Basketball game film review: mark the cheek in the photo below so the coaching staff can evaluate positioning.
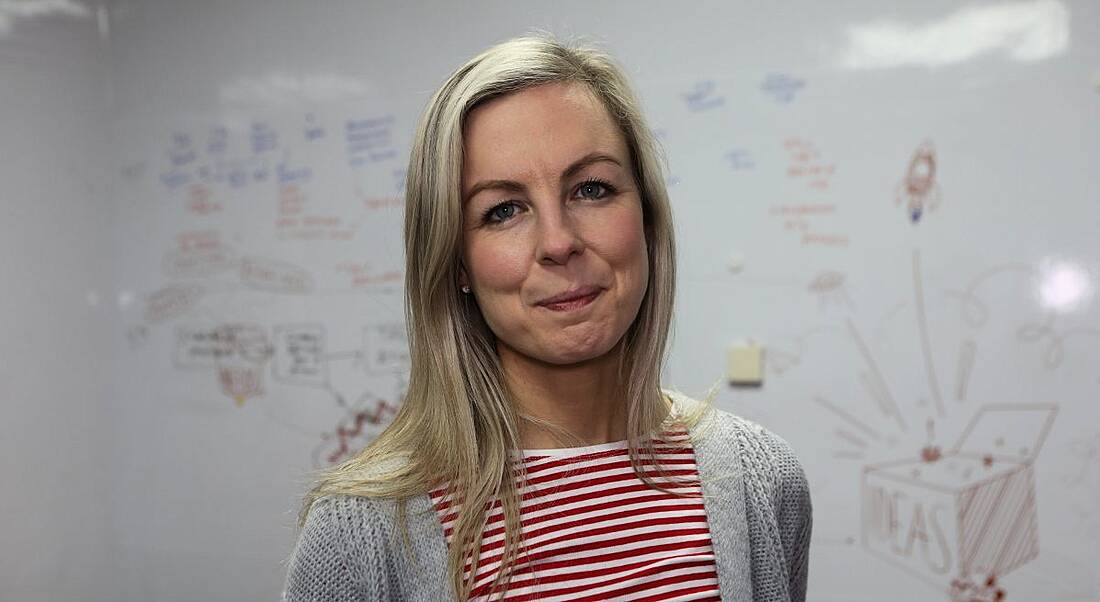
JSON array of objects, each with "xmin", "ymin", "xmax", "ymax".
[
  {"xmin": 596, "ymin": 204, "xmax": 648, "ymax": 274},
  {"xmin": 465, "ymin": 239, "xmax": 528, "ymax": 291}
]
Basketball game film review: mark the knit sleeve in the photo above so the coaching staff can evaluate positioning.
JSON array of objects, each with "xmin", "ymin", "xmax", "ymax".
[
  {"xmin": 732, "ymin": 416, "xmax": 813, "ymax": 602},
  {"xmin": 283, "ymin": 495, "xmax": 393, "ymax": 602},
  {"xmin": 769, "ymin": 432, "xmax": 812, "ymax": 602}
]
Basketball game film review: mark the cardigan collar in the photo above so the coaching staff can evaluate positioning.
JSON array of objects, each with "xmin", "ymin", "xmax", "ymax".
[{"xmin": 677, "ymin": 389, "xmax": 755, "ymax": 600}]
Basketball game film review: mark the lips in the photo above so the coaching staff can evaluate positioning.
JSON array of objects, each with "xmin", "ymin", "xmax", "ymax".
[{"xmin": 536, "ymin": 285, "xmax": 602, "ymax": 306}]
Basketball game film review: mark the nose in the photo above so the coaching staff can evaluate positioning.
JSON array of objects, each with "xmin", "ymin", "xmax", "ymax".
[{"xmin": 536, "ymin": 201, "xmax": 585, "ymax": 266}]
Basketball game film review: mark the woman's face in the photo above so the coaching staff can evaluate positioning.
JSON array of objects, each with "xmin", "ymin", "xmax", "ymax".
[{"xmin": 459, "ymin": 81, "xmax": 649, "ymax": 366}]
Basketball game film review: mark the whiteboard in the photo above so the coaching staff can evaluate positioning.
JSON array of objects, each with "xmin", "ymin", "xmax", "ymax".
[{"xmin": 89, "ymin": 0, "xmax": 1100, "ymax": 599}]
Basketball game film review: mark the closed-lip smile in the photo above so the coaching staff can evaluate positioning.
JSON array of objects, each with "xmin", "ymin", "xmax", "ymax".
[{"xmin": 537, "ymin": 285, "xmax": 602, "ymax": 306}]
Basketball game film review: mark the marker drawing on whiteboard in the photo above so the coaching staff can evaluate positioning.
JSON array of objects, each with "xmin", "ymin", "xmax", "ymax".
[
  {"xmin": 120, "ymin": 161, "xmax": 146, "ymax": 181},
  {"xmin": 303, "ymin": 113, "xmax": 325, "ymax": 141},
  {"xmin": 895, "ymin": 141, "xmax": 941, "ymax": 223},
  {"xmin": 210, "ymin": 323, "xmax": 273, "ymax": 406},
  {"xmin": 872, "ymin": 301, "xmax": 908, "ymax": 339},
  {"xmin": 921, "ymin": 419, "xmax": 942, "ymax": 463},
  {"xmin": 949, "ymin": 263, "xmax": 1035, "ymax": 328},
  {"xmin": 835, "ymin": 429, "xmax": 870, "ymax": 460},
  {"xmin": 682, "ymin": 80, "xmax": 725, "ymax": 112},
  {"xmin": 226, "ymin": 162, "xmax": 248, "ymax": 188},
  {"xmin": 949, "ymin": 574, "xmax": 1005, "ymax": 602},
  {"xmin": 160, "ymin": 169, "xmax": 191, "ymax": 190},
  {"xmin": 206, "ymin": 126, "xmax": 228, "ymax": 155},
  {"xmin": 144, "ymin": 284, "xmax": 204, "ymax": 323},
  {"xmin": 954, "ymin": 339, "xmax": 977, "ymax": 402},
  {"xmin": 278, "ymin": 181, "xmax": 304, "ymax": 217},
  {"xmin": 262, "ymin": 402, "xmax": 318, "ymax": 439},
  {"xmin": 766, "ymin": 325, "xmax": 846, "ymax": 376},
  {"xmin": 355, "ymin": 185, "xmax": 403, "ymax": 212},
  {"xmin": 861, "ymin": 404, "xmax": 1058, "ymax": 598},
  {"xmin": 186, "ymin": 182, "xmax": 221, "ymax": 215},
  {"xmin": 784, "ymin": 138, "xmax": 836, "ymax": 191},
  {"xmin": 327, "ymin": 386, "xmax": 348, "ymax": 409},
  {"xmin": 345, "ymin": 115, "xmax": 397, "ymax": 167},
  {"xmin": 813, "ymin": 394, "xmax": 883, "ymax": 442},
  {"xmin": 252, "ymin": 159, "xmax": 272, "ymax": 183},
  {"xmin": 364, "ymin": 323, "xmax": 411, "ymax": 373},
  {"xmin": 240, "ymin": 256, "xmax": 314, "ymax": 294},
  {"xmin": 272, "ymin": 324, "xmax": 329, "ymax": 388},
  {"xmin": 1062, "ymin": 432, "xmax": 1099, "ymax": 488},
  {"xmin": 250, "ymin": 121, "xmax": 278, "ymax": 155},
  {"xmin": 313, "ymin": 397, "xmax": 401, "ymax": 467},
  {"xmin": 769, "ymin": 202, "xmax": 848, "ymax": 247},
  {"xmin": 859, "ymin": 371, "xmax": 897, "ymax": 420},
  {"xmin": 175, "ymin": 325, "xmax": 231, "ymax": 370},
  {"xmin": 808, "ymin": 270, "xmax": 854, "ymax": 311},
  {"xmin": 1062, "ymin": 434, "xmax": 1100, "ymax": 541},
  {"xmin": 724, "ymin": 148, "xmax": 755, "ymax": 170},
  {"xmin": 1050, "ymin": 327, "xmax": 1100, "ymax": 369},
  {"xmin": 277, "ymin": 161, "xmax": 312, "ymax": 185},
  {"xmin": 956, "ymin": 261, "xmax": 1100, "ymax": 370},
  {"xmin": 761, "ymin": 73, "xmax": 805, "ymax": 103},
  {"xmin": 276, "ymin": 182, "xmax": 354, "ymax": 240},
  {"xmin": 336, "ymin": 262, "xmax": 403, "ymax": 288},
  {"xmin": 913, "ymin": 250, "xmax": 945, "ymax": 418},
  {"xmin": 1018, "ymin": 319, "xmax": 1100, "ymax": 370},
  {"xmin": 324, "ymin": 349, "xmax": 363, "ymax": 361},
  {"xmin": 163, "ymin": 230, "xmax": 236, "ymax": 277},
  {"xmin": 846, "ymin": 317, "xmax": 907, "ymax": 432},
  {"xmin": 168, "ymin": 131, "xmax": 196, "ymax": 167}
]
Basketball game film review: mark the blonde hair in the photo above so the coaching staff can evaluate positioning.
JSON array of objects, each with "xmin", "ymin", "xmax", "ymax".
[{"xmin": 298, "ymin": 32, "xmax": 717, "ymax": 599}]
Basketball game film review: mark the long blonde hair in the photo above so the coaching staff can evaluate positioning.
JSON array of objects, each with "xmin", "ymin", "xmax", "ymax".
[{"xmin": 298, "ymin": 32, "xmax": 717, "ymax": 599}]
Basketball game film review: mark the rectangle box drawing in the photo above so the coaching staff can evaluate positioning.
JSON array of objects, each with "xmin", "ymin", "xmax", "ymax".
[
  {"xmin": 273, "ymin": 324, "xmax": 328, "ymax": 387},
  {"xmin": 363, "ymin": 323, "xmax": 409, "ymax": 374},
  {"xmin": 860, "ymin": 403, "xmax": 1057, "ymax": 591}
]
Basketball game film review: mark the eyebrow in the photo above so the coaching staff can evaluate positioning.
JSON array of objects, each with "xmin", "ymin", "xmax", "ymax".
[{"xmin": 462, "ymin": 151, "xmax": 623, "ymax": 204}]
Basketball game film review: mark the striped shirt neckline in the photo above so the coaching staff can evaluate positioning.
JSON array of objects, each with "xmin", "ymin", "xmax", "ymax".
[{"xmin": 519, "ymin": 438, "xmax": 631, "ymax": 458}]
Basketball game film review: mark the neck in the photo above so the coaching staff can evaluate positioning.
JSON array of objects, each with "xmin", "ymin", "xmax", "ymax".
[{"xmin": 498, "ymin": 339, "xmax": 628, "ymax": 450}]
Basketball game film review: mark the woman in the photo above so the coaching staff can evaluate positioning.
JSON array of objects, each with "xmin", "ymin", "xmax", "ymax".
[{"xmin": 285, "ymin": 33, "xmax": 811, "ymax": 601}]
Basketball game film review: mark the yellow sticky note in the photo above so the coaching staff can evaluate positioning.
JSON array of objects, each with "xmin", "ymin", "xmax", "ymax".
[{"xmin": 727, "ymin": 343, "xmax": 765, "ymax": 386}]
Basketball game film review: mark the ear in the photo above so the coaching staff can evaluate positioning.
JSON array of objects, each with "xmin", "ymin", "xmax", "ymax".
[{"xmin": 457, "ymin": 260, "xmax": 469, "ymax": 288}]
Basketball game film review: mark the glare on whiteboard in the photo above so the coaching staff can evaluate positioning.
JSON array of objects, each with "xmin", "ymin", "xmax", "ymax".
[
  {"xmin": 1037, "ymin": 259, "xmax": 1093, "ymax": 312},
  {"xmin": 837, "ymin": 0, "xmax": 1069, "ymax": 70}
]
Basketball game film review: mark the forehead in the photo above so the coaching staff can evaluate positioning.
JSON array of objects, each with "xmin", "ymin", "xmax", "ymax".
[{"xmin": 461, "ymin": 81, "xmax": 628, "ymax": 186}]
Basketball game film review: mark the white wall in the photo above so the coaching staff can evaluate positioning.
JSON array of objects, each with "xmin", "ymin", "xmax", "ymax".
[{"xmin": 0, "ymin": 5, "xmax": 116, "ymax": 601}]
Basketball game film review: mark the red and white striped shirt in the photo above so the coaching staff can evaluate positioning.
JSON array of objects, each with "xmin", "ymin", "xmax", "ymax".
[{"xmin": 428, "ymin": 429, "xmax": 722, "ymax": 601}]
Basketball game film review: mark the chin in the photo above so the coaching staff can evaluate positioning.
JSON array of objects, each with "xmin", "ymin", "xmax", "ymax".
[
  {"xmin": 495, "ymin": 317, "xmax": 630, "ymax": 366},
  {"xmin": 541, "ymin": 336, "xmax": 621, "ymax": 365},
  {"xmin": 543, "ymin": 350, "xmax": 602, "ymax": 366}
]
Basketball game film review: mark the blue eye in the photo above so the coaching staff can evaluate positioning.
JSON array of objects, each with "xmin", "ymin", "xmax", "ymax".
[
  {"xmin": 481, "ymin": 201, "xmax": 520, "ymax": 224},
  {"xmin": 577, "ymin": 178, "xmax": 615, "ymax": 199}
]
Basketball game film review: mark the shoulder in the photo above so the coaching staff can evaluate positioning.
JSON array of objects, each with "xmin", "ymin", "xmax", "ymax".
[
  {"xmin": 725, "ymin": 412, "xmax": 807, "ymax": 499},
  {"xmin": 292, "ymin": 494, "xmax": 392, "ymax": 562},
  {"xmin": 284, "ymin": 495, "xmax": 395, "ymax": 600},
  {"xmin": 666, "ymin": 389, "xmax": 809, "ymax": 507},
  {"xmin": 300, "ymin": 493, "xmax": 392, "ymax": 533}
]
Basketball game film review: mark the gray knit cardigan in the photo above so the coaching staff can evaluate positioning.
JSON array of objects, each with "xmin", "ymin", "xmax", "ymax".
[{"xmin": 284, "ymin": 391, "xmax": 813, "ymax": 601}]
